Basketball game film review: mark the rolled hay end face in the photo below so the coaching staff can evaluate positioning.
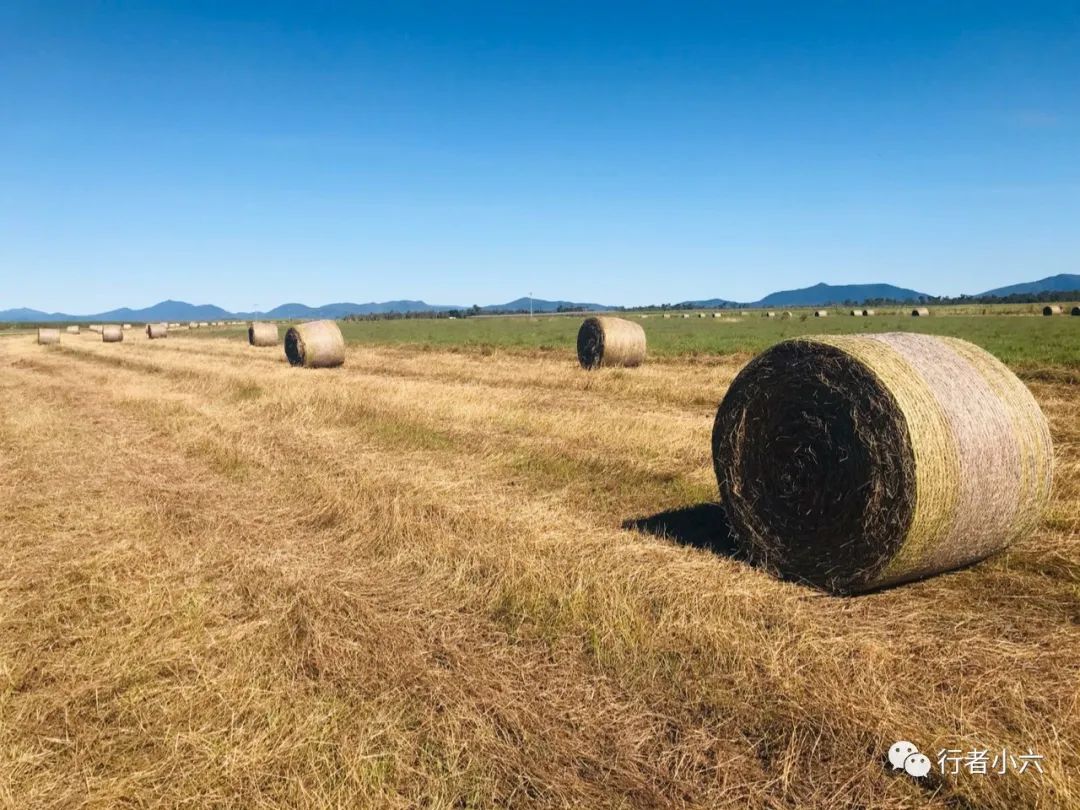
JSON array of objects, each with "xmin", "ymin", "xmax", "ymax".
[
  {"xmin": 101, "ymin": 325, "xmax": 124, "ymax": 343},
  {"xmin": 576, "ymin": 316, "xmax": 646, "ymax": 370},
  {"xmin": 37, "ymin": 328, "xmax": 61, "ymax": 345},
  {"xmin": 711, "ymin": 333, "xmax": 1053, "ymax": 594},
  {"xmin": 248, "ymin": 321, "xmax": 278, "ymax": 347},
  {"xmin": 284, "ymin": 320, "xmax": 345, "ymax": 368}
]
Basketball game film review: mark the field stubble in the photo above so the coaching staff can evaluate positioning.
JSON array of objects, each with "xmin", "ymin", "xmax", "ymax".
[{"xmin": 1, "ymin": 328, "xmax": 1078, "ymax": 808}]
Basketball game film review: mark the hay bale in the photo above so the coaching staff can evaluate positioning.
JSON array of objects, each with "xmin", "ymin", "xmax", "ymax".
[
  {"xmin": 814, "ymin": 310, "xmax": 828, "ymax": 318},
  {"xmin": 89, "ymin": 324, "xmax": 103, "ymax": 333},
  {"xmin": 740, "ymin": 312, "xmax": 750, "ymax": 317},
  {"xmin": 285, "ymin": 320, "xmax": 345, "ymax": 368},
  {"xmin": 37, "ymin": 328, "xmax": 60, "ymax": 345},
  {"xmin": 1072, "ymin": 306, "xmax": 1080, "ymax": 316},
  {"xmin": 712, "ymin": 312, "xmax": 722, "ymax": 318},
  {"xmin": 146, "ymin": 323, "xmax": 168, "ymax": 339},
  {"xmin": 66, "ymin": 325, "xmax": 80, "ymax": 335},
  {"xmin": 248, "ymin": 321, "xmax": 279, "ymax": 347},
  {"xmin": 698, "ymin": 312, "xmax": 706, "ymax": 318},
  {"xmin": 781, "ymin": 311, "xmax": 793, "ymax": 319},
  {"xmin": 122, "ymin": 323, "xmax": 132, "ymax": 330},
  {"xmin": 711, "ymin": 333, "xmax": 1053, "ymax": 594},
  {"xmin": 911, "ymin": 308, "xmax": 930, "ymax": 317},
  {"xmin": 863, "ymin": 309, "xmax": 876, "ymax": 316},
  {"xmin": 1043, "ymin": 305, "xmax": 1063, "ymax": 316},
  {"xmin": 763, "ymin": 311, "xmax": 777, "ymax": 318},
  {"xmin": 662, "ymin": 313, "xmax": 671, "ymax": 319},
  {"xmin": 850, "ymin": 309, "xmax": 863, "ymax": 317},
  {"xmin": 189, "ymin": 321, "xmax": 198, "ymax": 329},
  {"xmin": 102, "ymin": 325, "xmax": 124, "ymax": 343},
  {"xmin": 198, "ymin": 321, "xmax": 209, "ymax": 328},
  {"xmin": 577, "ymin": 316, "xmax": 647, "ymax": 370}
]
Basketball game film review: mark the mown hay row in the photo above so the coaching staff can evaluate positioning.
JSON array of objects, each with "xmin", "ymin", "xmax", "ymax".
[
  {"xmin": 285, "ymin": 320, "xmax": 345, "ymax": 368},
  {"xmin": 576, "ymin": 316, "xmax": 647, "ymax": 370},
  {"xmin": 712, "ymin": 333, "xmax": 1053, "ymax": 594}
]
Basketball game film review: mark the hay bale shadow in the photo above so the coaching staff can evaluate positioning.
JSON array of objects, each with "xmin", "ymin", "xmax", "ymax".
[{"xmin": 622, "ymin": 503, "xmax": 739, "ymax": 557}]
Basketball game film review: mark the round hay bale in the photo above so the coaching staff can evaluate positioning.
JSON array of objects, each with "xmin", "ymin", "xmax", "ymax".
[
  {"xmin": 576, "ymin": 316, "xmax": 647, "ymax": 370},
  {"xmin": 248, "ymin": 321, "xmax": 279, "ymax": 347},
  {"xmin": 189, "ymin": 321, "xmax": 198, "ymax": 329},
  {"xmin": 285, "ymin": 320, "xmax": 345, "ymax": 368},
  {"xmin": 712, "ymin": 312, "xmax": 722, "ymax": 318},
  {"xmin": 1072, "ymin": 306, "xmax": 1080, "ymax": 316},
  {"xmin": 863, "ymin": 309, "xmax": 876, "ymax": 316},
  {"xmin": 662, "ymin": 313, "xmax": 671, "ymax": 319},
  {"xmin": 66, "ymin": 325, "xmax": 80, "ymax": 335},
  {"xmin": 146, "ymin": 323, "xmax": 168, "ymax": 339},
  {"xmin": 102, "ymin": 325, "xmax": 124, "ymax": 343},
  {"xmin": 681, "ymin": 313, "xmax": 690, "ymax": 319},
  {"xmin": 1043, "ymin": 305, "xmax": 1063, "ymax": 316},
  {"xmin": 711, "ymin": 333, "xmax": 1053, "ymax": 594},
  {"xmin": 122, "ymin": 323, "xmax": 132, "ymax": 330},
  {"xmin": 37, "ymin": 328, "xmax": 60, "ymax": 345},
  {"xmin": 912, "ymin": 308, "xmax": 930, "ymax": 317},
  {"xmin": 89, "ymin": 324, "xmax": 103, "ymax": 333},
  {"xmin": 781, "ymin": 311, "xmax": 792, "ymax": 319},
  {"xmin": 850, "ymin": 309, "xmax": 863, "ymax": 317},
  {"xmin": 814, "ymin": 310, "xmax": 828, "ymax": 318},
  {"xmin": 698, "ymin": 312, "xmax": 706, "ymax": 318},
  {"xmin": 764, "ymin": 311, "xmax": 777, "ymax": 318}
]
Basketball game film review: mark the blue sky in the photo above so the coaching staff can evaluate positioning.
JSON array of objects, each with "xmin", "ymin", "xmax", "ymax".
[{"xmin": 1, "ymin": 1, "xmax": 1078, "ymax": 312}]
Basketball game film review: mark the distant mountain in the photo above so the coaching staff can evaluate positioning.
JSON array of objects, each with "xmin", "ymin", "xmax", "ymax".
[
  {"xmin": 978, "ymin": 274, "xmax": 1080, "ymax": 297},
  {"xmin": 675, "ymin": 298, "xmax": 739, "ymax": 309},
  {"xmin": 482, "ymin": 297, "xmax": 611, "ymax": 313},
  {"xmin": 755, "ymin": 282, "xmax": 929, "ymax": 307},
  {"xmin": 262, "ymin": 301, "xmax": 460, "ymax": 319}
]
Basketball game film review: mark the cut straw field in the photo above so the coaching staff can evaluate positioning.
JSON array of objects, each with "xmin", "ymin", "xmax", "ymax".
[{"xmin": 1, "ymin": 328, "xmax": 1078, "ymax": 808}]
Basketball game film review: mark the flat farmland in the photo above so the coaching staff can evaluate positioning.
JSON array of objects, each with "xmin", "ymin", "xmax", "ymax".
[{"xmin": 1, "ymin": 323, "xmax": 1078, "ymax": 808}]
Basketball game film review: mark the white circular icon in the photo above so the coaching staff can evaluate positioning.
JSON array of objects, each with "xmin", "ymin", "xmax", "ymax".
[
  {"xmin": 904, "ymin": 752, "xmax": 932, "ymax": 778},
  {"xmin": 889, "ymin": 741, "xmax": 918, "ymax": 770}
]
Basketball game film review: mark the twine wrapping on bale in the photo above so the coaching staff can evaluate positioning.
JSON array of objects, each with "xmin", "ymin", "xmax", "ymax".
[
  {"xmin": 285, "ymin": 320, "xmax": 345, "ymax": 368},
  {"xmin": 66, "ymin": 325, "xmax": 79, "ymax": 335},
  {"xmin": 146, "ymin": 323, "xmax": 168, "ymax": 339},
  {"xmin": 248, "ymin": 322, "xmax": 279, "ymax": 347},
  {"xmin": 101, "ymin": 325, "xmax": 124, "ymax": 343},
  {"xmin": 712, "ymin": 333, "xmax": 1053, "ymax": 594},
  {"xmin": 912, "ymin": 308, "xmax": 930, "ymax": 317},
  {"xmin": 37, "ymin": 328, "xmax": 60, "ymax": 345},
  {"xmin": 814, "ymin": 310, "xmax": 828, "ymax": 318},
  {"xmin": 1043, "ymin": 305, "xmax": 1063, "ymax": 316},
  {"xmin": 577, "ymin": 316, "xmax": 647, "ymax": 370}
]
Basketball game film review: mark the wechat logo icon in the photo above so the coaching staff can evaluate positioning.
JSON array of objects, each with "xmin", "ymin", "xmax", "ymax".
[{"xmin": 889, "ymin": 741, "xmax": 931, "ymax": 778}]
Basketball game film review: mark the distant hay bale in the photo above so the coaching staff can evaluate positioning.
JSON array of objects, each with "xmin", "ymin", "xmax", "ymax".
[
  {"xmin": 122, "ymin": 323, "xmax": 132, "ymax": 330},
  {"xmin": 101, "ymin": 325, "xmax": 124, "ymax": 343},
  {"xmin": 662, "ymin": 313, "xmax": 671, "ymax": 319},
  {"xmin": 146, "ymin": 323, "xmax": 168, "ymax": 339},
  {"xmin": 89, "ymin": 324, "xmax": 103, "ymax": 333},
  {"xmin": 66, "ymin": 325, "xmax": 79, "ymax": 335},
  {"xmin": 850, "ymin": 309, "xmax": 863, "ymax": 317},
  {"xmin": 912, "ymin": 308, "xmax": 930, "ymax": 317},
  {"xmin": 189, "ymin": 321, "xmax": 198, "ymax": 329},
  {"xmin": 248, "ymin": 321, "xmax": 278, "ymax": 347},
  {"xmin": 863, "ymin": 309, "xmax": 876, "ymax": 316},
  {"xmin": 198, "ymin": 321, "xmax": 209, "ymax": 328},
  {"xmin": 285, "ymin": 320, "xmax": 345, "ymax": 368},
  {"xmin": 712, "ymin": 333, "xmax": 1053, "ymax": 594},
  {"xmin": 577, "ymin": 316, "xmax": 647, "ymax": 370},
  {"xmin": 712, "ymin": 312, "xmax": 722, "ymax": 318},
  {"xmin": 814, "ymin": 310, "xmax": 828, "ymax": 318},
  {"xmin": 764, "ymin": 311, "xmax": 777, "ymax": 318},
  {"xmin": 681, "ymin": 313, "xmax": 690, "ymax": 318},
  {"xmin": 37, "ymin": 328, "xmax": 60, "ymax": 345},
  {"xmin": 740, "ymin": 312, "xmax": 750, "ymax": 317},
  {"xmin": 698, "ymin": 312, "xmax": 706, "ymax": 318},
  {"xmin": 781, "ymin": 311, "xmax": 792, "ymax": 319},
  {"xmin": 1043, "ymin": 305, "xmax": 1063, "ymax": 316},
  {"xmin": 1073, "ymin": 306, "xmax": 1080, "ymax": 316}
]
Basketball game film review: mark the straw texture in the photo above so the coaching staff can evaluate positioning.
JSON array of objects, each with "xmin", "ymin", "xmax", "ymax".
[
  {"xmin": 146, "ymin": 323, "xmax": 168, "ymax": 339},
  {"xmin": 712, "ymin": 333, "xmax": 1053, "ymax": 594},
  {"xmin": 1043, "ymin": 305, "xmax": 1063, "ymax": 316},
  {"xmin": 576, "ymin": 316, "xmax": 647, "ymax": 370},
  {"xmin": 248, "ymin": 322, "xmax": 279, "ymax": 347},
  {"xmin": 37, "ymin": 328, "xmax": 60, "ymax": 345},
  {"xmin": 285, "ymin": 320, "xmax": 346, "ymax": 368},
  {"xmin": 101, "ymin": 325, "xmax": 124, "ymax": 343}
]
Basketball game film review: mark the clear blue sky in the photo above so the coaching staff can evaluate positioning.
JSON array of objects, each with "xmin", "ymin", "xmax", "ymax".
[{"xmin": 1, "ymin": 2, "xmax": 1078, "ymax": 312}]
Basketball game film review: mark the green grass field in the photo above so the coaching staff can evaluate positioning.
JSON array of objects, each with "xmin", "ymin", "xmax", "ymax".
[{"xmin": 332, "ymin": 311, "xmax": 1080, "ymax": 367}]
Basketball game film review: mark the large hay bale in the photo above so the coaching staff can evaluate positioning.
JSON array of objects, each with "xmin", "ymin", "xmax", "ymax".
[
  {"xmin": 146, "ymin": 323, "xmax": 168, "ymax": 339},
  {"xmin": 850, "ymin": 309, "xmax": 863, "ymax": 317},
  {"xmin": 285, "ymin": 320, "xmax": 345, "ymax": 368},
  {"xmin": 248, "ymin": 321, "xmax": 278, "ymax": 347},
  {"xmin": 1072, "ymin": 306, "xmax": 1080, "ymax": 316},
  {"xmin": 912, "ymin": 307, "xmax": 930, "ymax": 317},
  {"xmin": 577, "ymin": 316, "xmax": 647, "ymax": 370},
  {"xmin": 66, "ymin": 325, "xmax": 80, "ymax": 335},
  {"xmin": 711, "ymin": 333, "xmax": 1053, "ymax": 594},
  {"xmin": 814, "ymin": 310, "xmax": 828, "ymax": 318},
  {"xmin": 1043, "ymin": 305, "xmax": 1063, "ymax": 316},
  {"xmin": 863, "ymin": 309, "xmax": 876, "ymax": 316},
  {"xmin": 102, "ymin": 325, "xmax": 124, "ymax": 343},
  {"xmin": 37, "ymin": 328, "xmax": 60, "ymax": 345}
]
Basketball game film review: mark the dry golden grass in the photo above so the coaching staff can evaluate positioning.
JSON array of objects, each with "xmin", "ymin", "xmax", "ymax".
[{"xmin": 1, "ymin": 330, "xmax": 1078, "ymax": 808}]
